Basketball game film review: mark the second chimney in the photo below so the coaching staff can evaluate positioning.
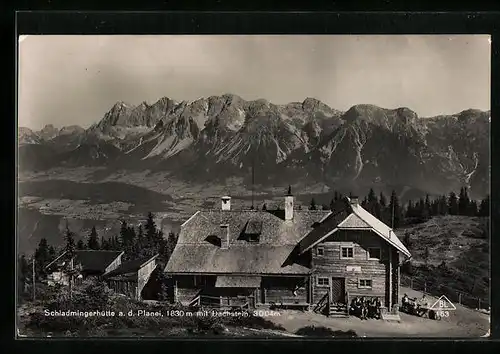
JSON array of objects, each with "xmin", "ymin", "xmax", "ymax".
[
  {"xmin": 221, "ymin": 196, "xmax": 231, "ymax": 211},
  {"xmin": 220, "ymin": 224, "xmax": 229, "ymax": 249},
  {"xmin": 349, "ymin": 196, "xmax": 359, "ymax": 205},
  {"xmin": 285, "ymin": 185, "xmax": 294, "ymax": 221}
]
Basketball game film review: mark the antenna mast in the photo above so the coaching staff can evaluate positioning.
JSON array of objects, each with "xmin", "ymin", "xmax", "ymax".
[
  {"xmin": 251, "ymin": 159, "xmax": 255, "ymax": 210},
  {"xmin": 391, "ymin": 196, "xmax": 395, "ymax": 229}
]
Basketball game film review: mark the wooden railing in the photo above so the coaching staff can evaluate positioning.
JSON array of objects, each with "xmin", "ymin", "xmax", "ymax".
[
  {"xmin": 188, "ymin": 295, "xmax": 201, "ymax": 307},
  {"xmin": 313, "ymin": 290, "xmax": 330, "ymax": 313}
]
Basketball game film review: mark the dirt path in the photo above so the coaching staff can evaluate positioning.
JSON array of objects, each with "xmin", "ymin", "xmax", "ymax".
[{"xmin": 266, "ymin": 287, "xmax": 489, "ymax": 338}]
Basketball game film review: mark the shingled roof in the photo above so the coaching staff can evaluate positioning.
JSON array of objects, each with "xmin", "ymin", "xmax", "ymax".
[
  {"xmin": 104, "ymin": 254, "xmax": 159, "ymax": 279},
  {"xmin": 165, "ymin": 209, "xmax": 331, "ymax": 275},
  {"xmin": 46, "ymin": 250, "xmax": 124, "ymax": 273},
  {"xmin": 74, "ymin": 250, "xmax": 124, "ymax": 272}
]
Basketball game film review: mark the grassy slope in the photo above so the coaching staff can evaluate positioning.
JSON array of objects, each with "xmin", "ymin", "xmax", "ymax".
[{"xmin": 398, "ymin": 215, "xmax": 489, "ymax": 301}]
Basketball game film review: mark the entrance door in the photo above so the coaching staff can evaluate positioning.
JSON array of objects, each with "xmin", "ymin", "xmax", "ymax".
[{"xmin": 330, "ymin": 277, "xmax": 345, "ymax": 304}]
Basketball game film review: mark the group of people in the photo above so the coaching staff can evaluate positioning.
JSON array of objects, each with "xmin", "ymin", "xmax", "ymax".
[
  {"xmin": 349, "ymin": 296, "xmax": 382, "ymax": 320},
  {"xmin": 401, "ymin": 293, "xmax": 429, "ymax": 317}
]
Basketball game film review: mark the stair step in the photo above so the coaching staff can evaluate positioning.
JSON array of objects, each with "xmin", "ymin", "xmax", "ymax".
[{"xmin": 328, "ymin": 313, "xmax": 349, "ymax": 318}]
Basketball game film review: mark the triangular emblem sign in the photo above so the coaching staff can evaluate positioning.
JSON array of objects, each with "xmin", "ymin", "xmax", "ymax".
[{"xmin": 429, "ymin": 295, "xmax": 457, "ymax": 311}]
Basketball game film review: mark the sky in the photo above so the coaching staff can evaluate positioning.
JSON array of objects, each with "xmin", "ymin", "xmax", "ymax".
[{"xmin": 18, "ymin": 35, "xmax": 491, "ymax": 130}]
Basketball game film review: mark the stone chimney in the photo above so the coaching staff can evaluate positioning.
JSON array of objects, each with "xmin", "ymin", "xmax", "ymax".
[
  {"xmin": 285, "ymin": 185, "xmax": 294, "ymax": 221},
  {"xmin": 220, "ymin": 224, "xmax": 229, "ymax": 249},
  {"xmin": 221, "ymin": 196, "xmax": 231, "ymax": 211},
  {"xmin": 350, "ymin": 196, "xmax": 359, "ymax": 205}
]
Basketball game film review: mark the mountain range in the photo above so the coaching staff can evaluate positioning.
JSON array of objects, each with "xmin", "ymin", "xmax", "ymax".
[{"xmin": 18, "ymin": 94, "xmax": 490, "ymax": 198}]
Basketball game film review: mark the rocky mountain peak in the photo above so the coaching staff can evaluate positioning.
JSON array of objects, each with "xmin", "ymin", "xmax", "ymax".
[{"xmin": 37, "ymin": 124, "xmax": 60, "ymax": 141}]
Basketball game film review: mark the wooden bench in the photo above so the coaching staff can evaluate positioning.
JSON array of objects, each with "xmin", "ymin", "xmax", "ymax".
[{"xmin": 381, "ymin": 305, "xmax": 401, "ymax": 322}]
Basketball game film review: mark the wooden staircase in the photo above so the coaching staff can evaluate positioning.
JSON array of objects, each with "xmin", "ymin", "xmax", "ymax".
[
  {"xmin": 327, "ymin": 302, "xmax": 349, "ymax": 318},
  {"xmin": 313, "ymin": 291, "xmax": 349, "ymax": 318}
]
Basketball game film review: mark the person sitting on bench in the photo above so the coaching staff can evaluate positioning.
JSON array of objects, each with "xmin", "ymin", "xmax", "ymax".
[
  {"xmin": 372, "ymin": 297, "xmax": 382, "ymax": 319},
  {"xmin": 350, "ymin": 297, "xmax": 362, "ymax": 317},
  {"xmin": 360, "ymin": 297, "xmax": 368, "ymax": 320},
  {"xmin": 402, "ymin": 294, "xmax": 409, "ymax": 306},
  {"xmin": 416, "ymin": 295, "xmax": 429, "ymax": 317},
  {"xmin": 366, "ymin": 298, "xmax": 376, "ymax": 319},
  {"xmin": 401, "ymin": 293, "xmax": 413, "ymax": 313}
]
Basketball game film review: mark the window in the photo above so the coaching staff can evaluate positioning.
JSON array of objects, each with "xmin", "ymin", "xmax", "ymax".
[
  {"xmin": 317, "ymin": 277, "xmax": 330, "ymax": 286},
  {"xmin": 341, "ymin": 246, "xmax": 354, "ymax": 259},
  {"xmin": 358, "ymin": 279, "xmax": 372, "ymax": 289},
  {"xmin": 248, "ymin": 233, "xmax": 260, "ymax": 243},
  {"xmin": 194, "ymin": 275, "xmax": 204, "ymax": 287},
  {"xmin": 317, "ymin": 246, "xmax": 324, "ymax": 256},
  {"xmin": 368, "ymin": 247, "xmax": 381, "ymax": 260}
]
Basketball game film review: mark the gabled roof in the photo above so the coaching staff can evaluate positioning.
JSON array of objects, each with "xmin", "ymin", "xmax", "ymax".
[
  {"xmin": 348, "ymin": 202, "xmax": 411, "ymax": 257},
  {"xmin": 296, "ymin": 199, "xmax": 351, "ymax": 254},
  {"xmin": 299, "ymin": 198, "xmax": 411, "ymax": 258},
  {"xmin": 103, "ymin": 254, "xmax": 159, "ymax": 278},
  {"xmin": 45, "ymin": 250, "xmax": 124, "ymax": 273},
  {"xmin": 165, "ymin": 209, "xmax": 331, "ymax": 275}
]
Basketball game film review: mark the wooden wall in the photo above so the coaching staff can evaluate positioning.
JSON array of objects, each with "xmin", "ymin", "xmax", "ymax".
[
  {"xmin": 260, "ymin": 276, "xmax": 308, "ymax": 305},
  {"xmin": 172, "ymin": 275, "xmax": 310, "ymax": 307},
  {"xmin": 109, "ymin": 279, "xmax": 138, "ymax": 299},
  {"xmin": 137, "ymin": 259, "xmax": 157, "ymax": 300},
  {"xmin": 392, "ymin": 248, "xmax": 400, "ymax": 307},
  {"xmin": 176, "ymin": 287, "xmax": 200, "ymax": 305},
  {"xmin": 311, "ymin": 230, "xmax": 389, "ymax": 306}
]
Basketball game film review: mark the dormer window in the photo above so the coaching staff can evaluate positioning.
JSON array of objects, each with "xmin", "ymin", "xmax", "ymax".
[{"xmin": 244, "ymin": 220, "xmax": 262, "ymax": 243}]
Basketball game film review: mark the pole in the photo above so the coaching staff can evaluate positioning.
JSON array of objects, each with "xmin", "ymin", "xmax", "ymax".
[
  {"xmin": 69, "ymin": 257, "xmax": 73, "ymax": 302},
  {"xmin": 32, "ymin": 258, "xmax": 35, "ymax": 301},
  {"xmin": 391, "ymin": 198, "xmax": 395, "ymax": 229},
  {"xmin": 251, "ymin": 159, "xmax": 255, "ymax": 210}
]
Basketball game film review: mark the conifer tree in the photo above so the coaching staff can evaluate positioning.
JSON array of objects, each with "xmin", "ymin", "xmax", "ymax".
[
  {"xmin": 424, "ymin": 194, "xmax": 431, "ymax": 218},
  {"xmin": 87, "ymin": 226, "xmax": 100, "ymax": 250},
  {"xmin": 388, "ymin": 190, "xmax": 402, "ymax": 228},
  {"xmin": 48, "ymin": 245, "xmax": 56, "ymax": 260},
  {"xmin": 458, "ymin": 187, "xmax": 470, "ymax": 216},
  {"xmin": 478, "ymin": 195, "xmax": 490, "ymax": 217},
  {"xmin": 468, "ymin": 199, "xmax": 478, "ymax": 216},
  {"xmin": 64, "ymin": 224, "xmax": 76, "ymax": 256},
  {"xmin": 76, "ymin": 239, "xmax": 86, "ymax": 250},
  {"xmin": 406, "ymin": 200, "xmax": 414, "ymax": 218},
  {"xmin": 430, "ymin": 198, "xmax": 439, "ymax": 216},
  {"xmin": 166, "ymin": 232, "xmax": 178, "ymax": 261},
  {"xmin": 417, "ymin": 198, "xmax": 425, "ymax": 218},
  {"xmin": 439, "ymin": 195, "xmax": 448, "ymax": 215},
  {"xmin": 379, "ymin": 192, "xmax": 387, "ymax": 208},
  {"xmin": 262, "ymin": 203, "xmax": 267, "ymax": 211},
  {"xmin": 309, "ymin": 198, "xmax": 317, "ymax": 210},
  {"xmin": 145, "ymin": 212, "xmax": 157, "ymax": 241},
  {"xmin": 34, "ymin": 238, "xmax": 51, "ymax": 279},
  {"xmin": 448, "ymin": 191, "xmax": 459, "ymax": 215},
  {"xmin": 100, "ymin": 237, "xmax": 110, "ymax": 250}
]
